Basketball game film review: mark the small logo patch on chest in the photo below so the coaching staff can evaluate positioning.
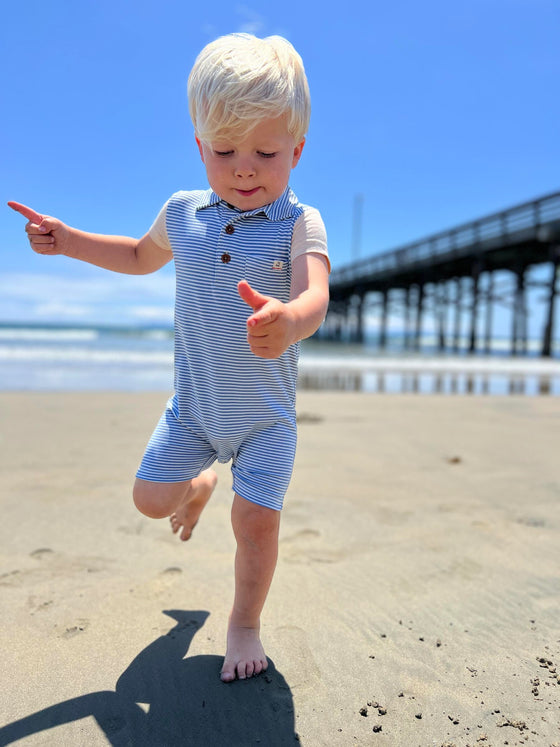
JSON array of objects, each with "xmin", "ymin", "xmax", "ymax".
[{"xmin": 272, "ymin": 260, "xmax": 284, "ymax": 271}]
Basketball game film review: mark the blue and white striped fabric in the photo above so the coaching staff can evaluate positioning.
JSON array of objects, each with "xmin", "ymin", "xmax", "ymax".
[{"xmin": 136, "ymin": 186, "xmax": 305, "ymax": 510}]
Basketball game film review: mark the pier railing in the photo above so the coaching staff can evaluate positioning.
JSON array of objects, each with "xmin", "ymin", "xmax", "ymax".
[{"xmin": 330, "ymin": 191, "xmax": 560, "ymax": 288}]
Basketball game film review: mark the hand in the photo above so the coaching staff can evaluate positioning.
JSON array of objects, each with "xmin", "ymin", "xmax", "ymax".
[
  {"xmin": 238, "ymin": 280, "xmax": 296, "ymax": 359},
  {"xmin": 8, "ymin": 201, "xmax": 70, "ymax": 256}
]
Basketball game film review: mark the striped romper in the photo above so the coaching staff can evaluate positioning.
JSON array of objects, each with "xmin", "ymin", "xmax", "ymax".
[{"xmin": 136, "ymin": 186, "xmax": 328, "ymax": 511}]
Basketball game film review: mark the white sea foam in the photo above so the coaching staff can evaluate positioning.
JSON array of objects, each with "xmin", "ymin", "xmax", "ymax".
[
  {"xmin": 0, "ymin": 345, "xmax": 172, "ymax": 365},
  {"xmin": 0, "ymin": 328, "xmax": 99, "ymax": 342},
  {"xmin": 0, "ymin": 325, "xmax": 558, "ymax": 393}
]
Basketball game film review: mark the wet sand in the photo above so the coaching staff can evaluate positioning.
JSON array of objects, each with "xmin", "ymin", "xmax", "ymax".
[{"xmin": 0, "ymin": 392, "xmax": 559, "ymax": 746}]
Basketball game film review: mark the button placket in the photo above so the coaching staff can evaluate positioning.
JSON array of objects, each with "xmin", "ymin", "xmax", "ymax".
[{"xmin": 221, "ymin": 222, "xmax": 236, "ymax": 264}]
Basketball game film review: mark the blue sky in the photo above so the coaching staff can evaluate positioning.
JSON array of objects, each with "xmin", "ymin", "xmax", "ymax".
[{"xmin": 1, "ymin": 0, "xmax": 559, "ymax": 331}]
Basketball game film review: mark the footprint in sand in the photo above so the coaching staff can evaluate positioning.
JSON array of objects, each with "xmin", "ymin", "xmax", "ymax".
[
  {"xmin": 274, "ymin": 625, "xmax": 321, "ymax": 689},
  {"xmin": 0, "ymin": 547, "xmax": 54, "ymax": 586},
  {"xmin": 0, "ymin": 570, "xmax": 23, "ymax": 587},
  {"xmin": 280, "ymin": 529, "xmax": 345, "ymax": 565},
  {"xmin": 162, "ymin": 567, "xmax": 183, "ymax": 577},
  {"xmin": 1, "ymin": 550, "xmax": 108, "ymax": 590},
  {"xmin": 148, "ymin": 567, "xmax": 184, "ymax": 594},
  {"xmin": 0, "ymin": 549, "xmax": 56, "ymax": 587},
  {"xmin": 30, "ymin": 548, "xmax": 55, "ymax": 560}
]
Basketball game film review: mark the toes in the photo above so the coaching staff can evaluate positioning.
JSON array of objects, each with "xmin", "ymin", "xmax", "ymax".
[
  {"xmin": 220, "ymin": 653, "xmax": 267, "ymax": 683},
  {"xmin": 221, "ymin": 660, "xmax": 252, "ymax": 682},
  {"xmin": 170, "ymin": 513, "xmax": 193, "ymax": 540},
  {"xmin": 220, "ymin": 668, "xmax": 235, "ymax": 683}
]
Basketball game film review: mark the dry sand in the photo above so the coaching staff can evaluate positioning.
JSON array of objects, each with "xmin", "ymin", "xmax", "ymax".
[{"xmin": 0, "ymin": 391, "xmax": 559, "ymax": 746}]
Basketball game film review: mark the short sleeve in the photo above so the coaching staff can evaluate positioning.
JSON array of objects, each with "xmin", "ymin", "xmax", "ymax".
[
  {"xmin": 148, "ymin": 201, "xmax": 172, "ymax": 252},
  {"xmin": 291, "ymin": 207, "xmax": 330, "ymax": 272}
]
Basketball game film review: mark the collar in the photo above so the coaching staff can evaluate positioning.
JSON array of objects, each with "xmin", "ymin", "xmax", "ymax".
[{"xmin": 195, "ymin": 186, "xmax": 299, "ymax": 221}]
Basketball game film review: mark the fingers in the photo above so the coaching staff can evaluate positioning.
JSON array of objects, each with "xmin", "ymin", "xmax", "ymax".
[
  {"xmin": 9, "ymin": 200, "xmax": 65, "ymax": 257},
  {"xmin": 237, "ymin": 280, "xmax": 269, "ymax": 311},
  {"xmin": 28, "ymin": 236, "xmax": 57, "ymax": 255},
  {"xmin": 238, "ymin": 280, "xmax": 289, "ymax": 357},
  {"xmin": 237, "ymin": 280, "xmax": 278, "ymax": 328},
  {"xmin": 8, "ymin": 200, "xmax": 50, "ymax": 244},
  {"xmin": 247, "ymin": 306, "xmax": 277, "ymax": 329},
  {"xmin": 7, "ymin": 201, "xmax": 44, "ymax": 225},
  {"xmin": 27, "ymin": 219, "xmax": 59, "ymax": 254},
  {"xmin": 25, "ymin": 217, "xmax": 57, "ymax": 254}
]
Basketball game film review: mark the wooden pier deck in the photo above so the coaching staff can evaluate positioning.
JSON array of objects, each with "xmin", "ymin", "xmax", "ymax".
[{"xmin": 326, "ymin": 191, "xmax": 560, "ymax": 356}]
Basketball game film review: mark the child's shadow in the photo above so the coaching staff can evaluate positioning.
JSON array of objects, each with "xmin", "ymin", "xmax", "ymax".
[{"xmin": 0, "ymin": 610, "xmax": 297, "ymax": 746}]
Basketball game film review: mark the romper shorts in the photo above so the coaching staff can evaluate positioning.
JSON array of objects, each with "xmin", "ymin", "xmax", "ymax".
[{"xmin": 136, "ymin": 397, "xmax": 297, "ymax": 511}]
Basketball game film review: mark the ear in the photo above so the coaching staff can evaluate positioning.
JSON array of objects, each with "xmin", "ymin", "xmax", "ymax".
[
  {"xmin": 195, "ymin": 135, "xmax": 205, "ymax": 163},
  {"xmin": 291, "ymin": 139, "xmax": 305, "ymax": 169}
]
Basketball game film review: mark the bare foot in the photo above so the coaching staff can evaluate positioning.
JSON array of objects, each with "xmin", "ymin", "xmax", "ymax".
[
  {"xmin": 170, "ymin": 469, "xmax": 217, "ymax": 541},
  {"xmin": 220, "ymin": 622, "xmax": 268, "ymax": 682}
]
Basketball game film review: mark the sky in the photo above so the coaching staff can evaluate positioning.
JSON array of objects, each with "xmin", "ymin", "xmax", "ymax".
[{"xmin": 1, "ymin": 0, "xmax": 559, "ymax": 332}]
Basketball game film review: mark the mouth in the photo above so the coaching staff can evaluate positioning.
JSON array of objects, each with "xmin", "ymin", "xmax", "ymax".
[{"xmin": 235, "ymin": 187, "xmax": 261, "ymax": 197}]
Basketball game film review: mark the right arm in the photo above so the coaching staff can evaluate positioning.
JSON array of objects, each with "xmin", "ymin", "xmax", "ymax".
[{"xmin": 8, "ymin": 201, "xmax": 171, "ymax": 275}]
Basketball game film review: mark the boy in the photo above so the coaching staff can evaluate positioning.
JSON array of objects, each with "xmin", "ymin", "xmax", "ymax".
[{"xmin": 9, "ymin": 32, "xmax": 330, "ymax": 683}]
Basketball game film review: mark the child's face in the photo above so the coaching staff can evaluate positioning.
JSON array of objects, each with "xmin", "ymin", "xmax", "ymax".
[{"xmin": 196, "ymin": 116, "xmax": 304, "ymax": 211}]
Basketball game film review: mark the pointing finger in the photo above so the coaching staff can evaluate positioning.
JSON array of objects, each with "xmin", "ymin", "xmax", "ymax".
[
  {"xmin": 7, "ymin": 201, "xmax": 44, "ymax": 225},
  {"xmin": 238, "ymin": 280, "xmax": 269, "ymax": 311}
]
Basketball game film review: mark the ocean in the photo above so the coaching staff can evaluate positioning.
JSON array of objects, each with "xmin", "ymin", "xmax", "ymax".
[{"xmin": 1, "ymin": 324, "xmax": 559, "ymax": 395}]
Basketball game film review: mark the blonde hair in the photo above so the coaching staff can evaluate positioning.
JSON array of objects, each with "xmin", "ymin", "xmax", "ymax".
[{"xmin": 188, "ymin": 33, "xmax": 310, "ymax": 144}]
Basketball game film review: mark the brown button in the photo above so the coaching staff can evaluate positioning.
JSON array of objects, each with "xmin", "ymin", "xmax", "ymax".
[
  {"xmin": 225, "ymin": 224, "xmax": 235, "ymax": 235},
  {"xmin": 221, "ymin": 252, "xmax": 231, "ymax": 264}
]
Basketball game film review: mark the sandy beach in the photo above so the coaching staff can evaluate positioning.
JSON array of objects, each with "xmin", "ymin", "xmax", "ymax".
[{"xmin": 0, "ymin": 391, "xmax": 559, "ymax": 746}]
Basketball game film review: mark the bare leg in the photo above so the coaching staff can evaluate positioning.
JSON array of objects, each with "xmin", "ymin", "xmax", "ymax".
[
  {"xmin": 133, "ymin": 469, "xmax": 217, "ymax": 540},
  {"xmin": 221, "ymin": 494, "xmax": 281, "ymax": 682}
]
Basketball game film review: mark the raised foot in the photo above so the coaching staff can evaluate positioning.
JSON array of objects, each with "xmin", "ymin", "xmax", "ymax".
[
  {"xmin": 221, "ymin": 625, "xmax": 268, "ymax": 683},
  {"xmin": 170, "ymin": 469, "xmax": 217, "ymax": 541}
]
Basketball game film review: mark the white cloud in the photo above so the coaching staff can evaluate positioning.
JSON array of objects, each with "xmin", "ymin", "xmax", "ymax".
[{"xmin": 0, "ymin": 272, "xmax": 175, "ymax": 326}]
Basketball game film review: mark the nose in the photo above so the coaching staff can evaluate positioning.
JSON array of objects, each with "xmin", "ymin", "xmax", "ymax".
[{"xmin": 234, "ymin": 156, "xmax": 256, "ymax": 178}]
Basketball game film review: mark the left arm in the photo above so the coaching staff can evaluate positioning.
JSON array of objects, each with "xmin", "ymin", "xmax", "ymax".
[{"xmin": 238, "ymin": 252, "xmax": 330, "ymax": 358}]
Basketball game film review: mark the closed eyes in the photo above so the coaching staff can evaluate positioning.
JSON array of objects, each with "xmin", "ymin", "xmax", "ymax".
[{"xmin": 213, "ymin": 150, "xmax": 277, "ymax": 159}]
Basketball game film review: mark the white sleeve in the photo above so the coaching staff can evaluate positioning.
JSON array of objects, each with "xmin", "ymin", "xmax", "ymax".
[
  {"xmin": 148, "ymin": 200, "xmax": 172, "ymax": 252},
  {"xmin": 291, "ymin": 206, "xmax": 330, "ymax": 272}
]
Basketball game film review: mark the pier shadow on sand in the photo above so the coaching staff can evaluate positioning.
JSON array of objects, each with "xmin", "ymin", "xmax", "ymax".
[{"xmin": 0, "ymin": 610, "xmax": 297, "ymax": 746}]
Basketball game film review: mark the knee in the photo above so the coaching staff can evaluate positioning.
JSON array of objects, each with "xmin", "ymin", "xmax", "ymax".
[
  {"xmin": 232, "ymin": 495, "xmax": 280, "ymax": 547},
  {"xmin": 133, "ymin": 478, "xmax": 180, "ymax": 519}
]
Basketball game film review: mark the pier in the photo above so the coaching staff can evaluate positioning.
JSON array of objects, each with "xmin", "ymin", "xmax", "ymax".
[{"xmin": 325, "ymin": 191, "xmax": 560, "ymax": 356}]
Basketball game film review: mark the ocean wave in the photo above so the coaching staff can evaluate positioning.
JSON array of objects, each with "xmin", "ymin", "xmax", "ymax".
[
  {"xmin": 0, "ymin": 328, "xmax": 100, "ymax": 342},
  {"xmin": 2, "ymin": 343, "xmax": 560, "ymax": 376},
  {"xmin": 0, "ymin": 345, "xmax": 172, "ymax": 365}
]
